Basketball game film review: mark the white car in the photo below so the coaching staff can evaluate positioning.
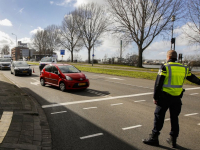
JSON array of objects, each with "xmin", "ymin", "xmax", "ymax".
[
  {"xmin": 39, "ymin": 57, "xmax": 57, "ymax": 71},
  {"xmin": 0, "ymin": 58, "xmax": 11, "ymax": 70}
]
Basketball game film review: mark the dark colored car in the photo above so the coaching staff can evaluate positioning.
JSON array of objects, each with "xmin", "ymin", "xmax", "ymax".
[
  {"xmin": 40, "ymin": 64, "xmax": 89, "ymax": 91},
  {"xmin": 11, "ymin": 61, "xmax": 32, "ymax": 76},
  {"xmin": 0, "ymin": 58, "xmax": 11, "ymax": 70}
]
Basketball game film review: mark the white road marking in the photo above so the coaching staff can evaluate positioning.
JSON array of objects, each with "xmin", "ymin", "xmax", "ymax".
[
  {"xmin": 190, "ymin": 93, "xmax": 199, "ymax": 95},
  {"xmin": 51, "ymin": 111, "xmax": 67, "ymax": 115},
  {"xmin": 83, "ymin": 107, "xmax": 97, "ymax": 110},
  {"xmin": 122, "ymin": 125, "xmax": 142, "ymax": 130},
  {"xmin": 0, "ymin": 111, "xmax": 13, "ymax": 143},
  {"xmin": 184, "ymin": 113, "xmax": 198, "ymax": 117},
  {"xmin": 109, "ymin": 78, "xmax": 124, "ymax": 80},
  {"xmin": 42, "ymin": 92, "xmax": 153, "ymax": 108},
  {"xmin": 134, "ymin": 100, "xmax": 146, "ymax": 103},
  {"xmin": 198, "ymin": 123, "xmax": 200, "ymax": 126},
  {"xmin": 111, "ymin": 103, "xmax": 123, "ymax": 106},
  {"xmin": 80, "ymin": 133, "xmax": 103, "ymax": 139},
  {"xmin": 30, "ymin": 82, "xmax": 40, "ymax": 86},
  {"xmin": 185, "ymin": 87, "xmax": 200, "ymax": 91},
  {"xmin": 165, "ymin": 118, "xmax": 170, "ymax": 121},
  {"xmin": 31, "ymin": 78, "xmax": 40, "ymax": 82}
]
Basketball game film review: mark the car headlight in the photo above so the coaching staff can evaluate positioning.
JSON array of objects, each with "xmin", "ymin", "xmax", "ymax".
[
  {"xmin": 14, "ymin": 67, "xmax": 19, "ymax": 70},
  {"xmin": 66, "ymin": 76, "xmax": 73, "ymax": 80}
]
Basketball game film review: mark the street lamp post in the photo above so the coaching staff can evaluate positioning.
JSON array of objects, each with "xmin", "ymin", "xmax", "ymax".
[
  {"xmin": 92, "ymin": 44, "xmax": 94, "ymax": 66},
  {"xmin": 171, "ymin": 15, "xmax": 176, "ymax": 51},
  {"xmin": 12, "ymin": 33, "xmax": 18, "ymax": 47}
]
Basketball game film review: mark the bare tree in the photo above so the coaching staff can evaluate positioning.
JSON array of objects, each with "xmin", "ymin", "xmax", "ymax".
[
  {"xmin": 58, "ymin": 12, "xmax": 83, "ymax": 62},
  {"xmin": 45, "ymin": 25, "xmax": 60, "ymax": 56},
  {"xmin": 75, "ymin": 3, "xmax": 110, "ymax": 63},
  {"xmin": 184, "ymin": 54, "xmax": 200, "ymax": 70},
  {"xmin": 183, "ymin": 0, "xmax": 200, "ymax": 45},
  {"xmin": 1, "ymin": 45, "xmax": 10, "ymax": 55},
  {"xmin": 32, "ymin": 30, "xmax": 48, "ymax": 60},
  {"xmin": 107, "ymin": 0, "xmax": 183, "ymax": 67}
]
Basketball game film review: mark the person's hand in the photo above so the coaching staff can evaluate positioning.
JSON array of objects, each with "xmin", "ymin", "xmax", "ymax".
[{"xmin": 153, "ymin": 99, "xmax": 158, "ymax": 105}]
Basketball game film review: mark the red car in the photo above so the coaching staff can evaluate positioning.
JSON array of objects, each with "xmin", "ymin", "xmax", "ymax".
[{"xmin": 40, "ymin": 64, "xmax": 89, "ymax": 91}]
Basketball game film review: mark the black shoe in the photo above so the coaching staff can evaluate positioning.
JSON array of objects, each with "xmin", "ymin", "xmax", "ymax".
[
  {"xmin": 142, "ymin": 133, "xmax": 159, "ymax": 146},
  {"xmin": 166, "ymin": 135, "xmax": 177, "ymax": 148}
]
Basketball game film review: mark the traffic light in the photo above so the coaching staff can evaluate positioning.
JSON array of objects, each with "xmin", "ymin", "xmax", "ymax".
[
  {"xmin": 179, "ymin": 53, "xmax": 183, "ymax": 63},
  {"xmin": 171, "ymin": 38, "xmax": 175, "ymax": 44}
]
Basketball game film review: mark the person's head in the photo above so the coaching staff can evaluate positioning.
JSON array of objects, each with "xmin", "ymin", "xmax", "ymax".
[{"xmin": 167, "ymin": 50, "xmax": 177, "ymax": 62}]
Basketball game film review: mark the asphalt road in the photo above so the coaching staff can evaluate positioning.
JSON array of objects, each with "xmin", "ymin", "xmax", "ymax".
[{"xmin": 1, "ymin": 66, "xmax": 200, "ymax": 150}]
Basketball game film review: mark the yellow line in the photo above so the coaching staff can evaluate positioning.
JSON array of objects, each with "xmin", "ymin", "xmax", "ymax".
[{"xmin": 0, "ymin": 111, "xmax": 13, "ymax": 143}]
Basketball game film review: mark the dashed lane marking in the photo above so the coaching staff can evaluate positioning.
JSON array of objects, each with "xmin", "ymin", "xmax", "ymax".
[
  {"xmin": 190, "ymin": 93, "xmax": 199, "ymax": 95},
  {"xmin": 184, "ymin": 113, "xmax": 198, "ymax": 117},
  {"xmin": 31, "ymin": 78, "xmax": 40, "ymax": 82},
  {"xmin": 109, "ymin": 78, "xmax": 124, "ymax": 80},
  {"xmin": 198, "ymin": 123, "xmax": 200, "ymax": 125},
  {"xmin": 165, "ymin": 118, "xmax": 170, "ymax": 121},
  {"xmin": 134, "ymin": 100, "xmax": 146, "ymax": 103},
  {"xmin": 80, "ymin": 133, "xmax": 103, "ymax": 139},
  {"xmin": 122, "ymin": 125, "xmax": 142, "ymax": 130},
  {"xmin": 42, "ymin": 92, "xmax": 153, "ymax": 108},
  {"xmin": 185, "ymin": 87, "xmax": 200, "ymax": 90},
  {"xmin": 111, "ymin": 103, "xmax": 123, "ymax": 106},
  {"xmin": 51, "ymin": 111, "xmax": 67, "ymax": 115},
  {"xmin": 83, "ymin": 107, "xmax": 97, "ymax": 110},
  {"xmin": 0, "ymin": 111, "xmax": 13, "ymax": 143}
]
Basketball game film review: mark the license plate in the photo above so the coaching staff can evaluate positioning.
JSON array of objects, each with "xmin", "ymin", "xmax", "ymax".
[
  {"xmin": 79, "ymin": 83, "xmax": 86, "ymax": 86},
  {"xmin": 23, "ymin": 71, "xmax": 27, "ymax": 73}
]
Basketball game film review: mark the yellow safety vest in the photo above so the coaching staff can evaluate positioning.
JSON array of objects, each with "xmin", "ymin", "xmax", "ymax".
[{"xmin": 159, "ymin": 62, "xmax": 191, "ymax": 96}]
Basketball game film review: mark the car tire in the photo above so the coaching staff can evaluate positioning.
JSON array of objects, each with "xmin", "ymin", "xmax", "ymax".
[
  {"xmin": 11, "ymin": 70, "xmax": 13, "ymax": 74},
  {"xmin": 29, "ymin": 73, "xmax": 32, "ymax": 76},
  {"xmin": 40, "ymin": 78, "xmax": 45, "ymax": 86},
  {"xmin": 59, "ymin": 82, "xmax": 66, "ymax": 92}
]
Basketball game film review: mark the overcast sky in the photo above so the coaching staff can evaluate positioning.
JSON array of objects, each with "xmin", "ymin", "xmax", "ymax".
[{"xmin": 0, "ymin": 0, "xmax": 199, "ymax": 61}]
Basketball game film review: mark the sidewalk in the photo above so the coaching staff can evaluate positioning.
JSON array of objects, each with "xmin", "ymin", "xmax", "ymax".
[{"xmin": 0, "ymin": 72, "xmax": 52, "ymax": 150}]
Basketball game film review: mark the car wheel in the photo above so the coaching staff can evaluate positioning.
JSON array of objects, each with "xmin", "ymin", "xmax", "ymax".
[
  {"xmin": 11, "ymin": 70, "xmax": 13, "ymax": 74},
  {"xmin": 40, "ymin": 78, "xmax": 45, "ymax": 86},
  {"xmin": 59, "ymin": 82, "xmax": 66, "ymax": 92},
  {"xmin": 29, "ymin": 73, "xmax": 32, "ymax": 76}
]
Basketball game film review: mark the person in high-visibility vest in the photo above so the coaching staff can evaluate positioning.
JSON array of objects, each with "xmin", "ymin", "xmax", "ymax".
[{"xmin": 142, "ymin": 50, "xmax": 200, "ymax": 148}]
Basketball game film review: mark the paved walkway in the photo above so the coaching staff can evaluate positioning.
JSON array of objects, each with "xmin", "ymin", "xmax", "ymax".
[{"xmin": 0, "ymin": 72, "xmax": 52, "ymax": 150}]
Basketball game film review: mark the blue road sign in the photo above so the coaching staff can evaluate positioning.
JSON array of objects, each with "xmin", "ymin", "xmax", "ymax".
[
  {"xmin": 60, "ymin": 50, "xmax": 65, "ymax": 55},
  {"xmin": 92, "ymin": 54, "xmax": 95, "ymax": 57}
]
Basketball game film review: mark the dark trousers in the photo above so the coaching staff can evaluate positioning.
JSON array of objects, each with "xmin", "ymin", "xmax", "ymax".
[{"xmin": 152, "ymin": 92, "xmax": 182, "ymax": 137}]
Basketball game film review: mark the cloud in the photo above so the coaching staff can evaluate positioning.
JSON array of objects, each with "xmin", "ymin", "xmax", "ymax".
[
  {"xmin": 0, "ymin": 19, "xmax": 13, "ymax": 26},
  {"xmin": 0, "ymin": 31, "xmax": 15, "ymax": 50},
  {"xmin": 50, "ymin": 1, "xmax": 54, "ymax": 4},
  {"xmin": 19, "ymin": 8, "xmax": 24, "ymax": 13},
  {"xmin": 56, "ymin": 0, "xmax": 72, "ymax": 6},
  {"xmin": 18, "ymin": 37, "xmax": 31, "ymax": 43},
  {"xmin": 30, "ymin": 27, "xmax": 44, "ymax": 35},
  {"xmin": 74, "ymin": 0, "xmax": 106, "ymax": 7}
]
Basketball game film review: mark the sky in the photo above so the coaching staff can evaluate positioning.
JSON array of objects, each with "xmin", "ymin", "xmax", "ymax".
[{"xmin": 0, "ymin": 0, "xmax": 200, "ymax": 61}]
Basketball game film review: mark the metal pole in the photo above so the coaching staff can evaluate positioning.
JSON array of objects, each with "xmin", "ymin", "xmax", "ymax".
[
  {"xmin": 120, "ymin": 40, "xmax": 122, "ymax": 64},
  {"xmin": 92, "ymin": 45, "xmax": 94, "ymax": 66},
  {"xmin": 171, "ymin": 22, "xmax": 174, "ymax": 50},
  {"xmin": 12, "ymin": 33, "xmax": 17, "ymax": 47}
]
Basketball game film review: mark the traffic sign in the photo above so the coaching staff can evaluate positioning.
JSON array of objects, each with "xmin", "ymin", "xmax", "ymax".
[
  {"xmin": 60, "ymin": 50, "xmax": 65, "ymax": 55},
  {"xmin": 92, "ymin": 54, "xmax": 95, "ymax": 57}
]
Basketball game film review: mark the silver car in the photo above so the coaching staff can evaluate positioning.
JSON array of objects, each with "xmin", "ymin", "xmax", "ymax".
[
  {"xmin": 11, "ymin": 61, "xmax": 32, "ymax": 76},
  {"xmin": 0, "ymin": 58, "xmax": 11, "ymax": 70}
]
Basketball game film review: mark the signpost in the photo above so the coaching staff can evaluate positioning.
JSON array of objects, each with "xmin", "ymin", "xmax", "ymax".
[{"xmin": 60, "ymin": 50, "xmax": 65, "ymax": 61}]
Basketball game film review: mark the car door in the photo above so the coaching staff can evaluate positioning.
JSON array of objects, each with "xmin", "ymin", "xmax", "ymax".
[
  {"xmin": 50, "ymin": 66, "xmax": 59, "ymax": 85},
  {"xmin": 43, "ymin": 65, "xmax": 51, "ymax": 83}
]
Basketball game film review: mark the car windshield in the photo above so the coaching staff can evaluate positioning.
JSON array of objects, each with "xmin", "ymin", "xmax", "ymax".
[
  {"xmin": 41, "ymin": 57, "xmax": 52, "ymax": 62},
  {"xmin": 14, "ymin": 61, "xmax": 29, "ymax": 67},
  {"xmin": 58, "ymin": 65, "xmax": 80, "ymax": 73},
  {"xmin": 0, "ymin": 58, "xmax": 11, "ymax": 62}
]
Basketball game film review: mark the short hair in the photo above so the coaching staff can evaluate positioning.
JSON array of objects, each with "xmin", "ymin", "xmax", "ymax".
[{"xmin": 167, "ymin": 50, "xmax": 177, "ymax": 59}]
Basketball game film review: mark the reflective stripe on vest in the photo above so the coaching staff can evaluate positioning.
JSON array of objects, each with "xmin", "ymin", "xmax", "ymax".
[{"xmin": 163, "ymin": 64, "xmax": 188, "ymax": 88}]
